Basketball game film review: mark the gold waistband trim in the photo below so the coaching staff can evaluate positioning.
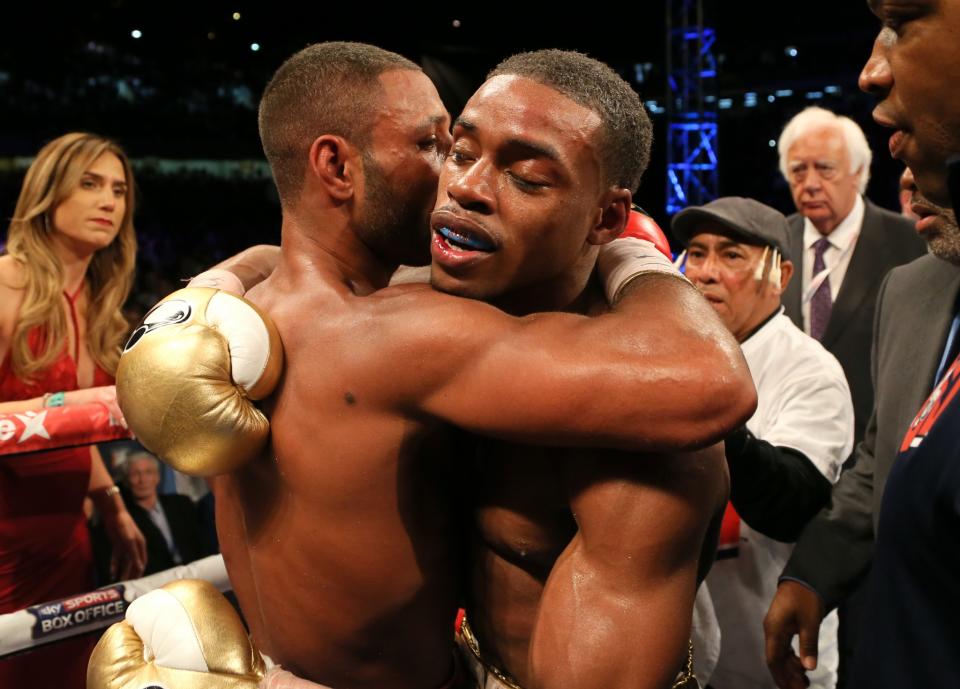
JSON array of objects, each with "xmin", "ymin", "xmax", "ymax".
[
  {"xmin": 458, "ymin": 616, "xmax": 525, "ymax": 689},
  {"xmin": 458, "ymin": 614, "xmax": 695, "ymax": 689},
  {"xmin": 672, "ymin": 640, "xmax": 696, "ymax": 689}
]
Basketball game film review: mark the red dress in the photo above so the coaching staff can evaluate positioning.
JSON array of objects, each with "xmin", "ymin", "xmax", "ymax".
[{"xmin": 0, "ymin": 312, "xmax": 114, "ymax": 689}]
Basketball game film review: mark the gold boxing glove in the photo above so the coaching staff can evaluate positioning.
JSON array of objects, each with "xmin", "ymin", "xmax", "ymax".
[
  {"xmin": 88, "ymin": 579, "xmax": 265, "ymax": 689},
  {"xmin": 117, "ymin": 287, "xmax": 283, "ymax": 476}
]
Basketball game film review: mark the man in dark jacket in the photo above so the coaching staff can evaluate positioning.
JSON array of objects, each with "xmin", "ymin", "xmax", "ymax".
[{"xmin": 121, "ymin": 451, "xmax": 207, "ymax": 575}]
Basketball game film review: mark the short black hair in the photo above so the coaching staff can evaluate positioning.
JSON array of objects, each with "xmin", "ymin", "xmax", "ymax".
[
  {"xmin": 488, "ymin": 50, "xmax": 652, "ymax": 193},
  {"xmin": 258, "ymin": 41, "xmax": 420, "ymax": 206}
]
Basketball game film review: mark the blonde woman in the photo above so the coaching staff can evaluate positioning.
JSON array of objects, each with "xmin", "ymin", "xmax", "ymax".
[{"xmin": 0, "ymin": 133, "xmax": 146, "ymax": 688}]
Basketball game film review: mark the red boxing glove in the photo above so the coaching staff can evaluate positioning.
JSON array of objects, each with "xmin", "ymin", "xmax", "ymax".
[{"xmin": 623, "ymin": 209, "xmax": 672, "ymax": 259}]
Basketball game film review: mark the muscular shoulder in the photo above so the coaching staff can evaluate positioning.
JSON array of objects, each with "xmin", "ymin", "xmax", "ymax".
[
  {"xmin": 569, "ymin": 444, "xmax": 728, "ymax": 530},
  {"xmin": 364, "ymin": 281, "xmax": 500, "ymax": 321},
  {"xmin": 647, "ymin": 444, "xmax": 728, "ymax": 515},
  {"xmin": 360, "ymin": 282, "xmax": 523, "ymax": 353},
  {"xmin": 562, "ymin": 445, "xmax": 728, "ymax": 589},
  {"xmin": 254, "ymin": 276, "xmax": 518, "ymax": 410}
]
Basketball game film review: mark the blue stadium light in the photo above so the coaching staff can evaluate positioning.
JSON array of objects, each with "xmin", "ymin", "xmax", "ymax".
[
  {"xmin": 131, "ymin": 29, "xmax": 142, "ymax": 39},
  {"xmin": 805, "ymin": 91, "xmax": 824, "ymax": 100},
  {"xmin": 666, "ymin": 4, "xmax": 719, "ymax": 215},
  {"xmin": 718, "ymin": 98, "xmax": 733, "ymax": 109},
  {"xmin": 786, "ymin": 46, "xmax": 798, "ymax": 58},
  {"xmin": 250, "ymin": 43, "xmax": 260, "ymax": 52},
  {"xmin": 768, "ymin": 139, "xmax": 776, "ymax": 148},
  {"xmin": 668, "ymin": 169, "xmax": 687, "ymax": 204},
  {"xmin": 767, "ymin": 94, "xmax": 776, "ymax": 103},
  {"xmin": 645, "ymin": 100, "xmax": 663, "ymax": 114},
  {"xmin": 824, "ymin": 85, "xmax": 841, "ymax": 94},
  {"xmin": 775, "ymin": 89, "xmax": 794, "ymax": 97}
]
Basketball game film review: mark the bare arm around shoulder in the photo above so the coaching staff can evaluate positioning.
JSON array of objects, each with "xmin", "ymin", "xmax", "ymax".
[
  {"xmin": 199, "ymin": 246, "xmax": 433, "ymax": 294},
  {"xmin": 381, "ymin": 273, "xmax": 755, "ymax": 452},
  {"xmin": 200, "ymin": 245, "xmax": 281, "ymax": 292},
  {"xmin": 527, "ymin": 446, "xmax": 727, "ymax": 689}
]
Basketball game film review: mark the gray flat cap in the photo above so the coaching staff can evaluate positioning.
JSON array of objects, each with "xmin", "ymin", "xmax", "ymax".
[{"xmin": 672, "ymin": 196, "xmax": 791, "ymax": 261}]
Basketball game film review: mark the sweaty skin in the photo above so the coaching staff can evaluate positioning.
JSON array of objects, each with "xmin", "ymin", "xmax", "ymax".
[
  {"xmin": 441, "ymin": 75, "xmax": 729, "ymax": 689},
  {"xmin": 219, "ymin": 266, "xmax": 738, "ymax": 688},
  {"xmin": 467, "ymin": 327, "xmax": 727, "ymax": 689},
  {"xmin": 213, "ymin": 68, "xmax": 462, "ymax": 689},
  {"xmin": 209, "ymin": 65, "xmax": 753, "ymax": 688}
]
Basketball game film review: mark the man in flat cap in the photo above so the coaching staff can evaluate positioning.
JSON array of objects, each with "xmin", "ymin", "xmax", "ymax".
[{"xmin": 673, "ymin": 196, "xmax": 855, "ymax": 689}]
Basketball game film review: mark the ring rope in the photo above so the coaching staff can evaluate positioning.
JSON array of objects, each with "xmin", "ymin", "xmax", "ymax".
[
  {"xmin": 0, "ymin": 554, "xmax": 230, "ymax": 658},
  {"xmin": 0, "ymin": 403, "xmax": 132, "ymax": 457}
]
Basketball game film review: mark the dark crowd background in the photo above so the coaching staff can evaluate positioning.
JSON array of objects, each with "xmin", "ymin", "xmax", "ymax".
[{"xmin": 1, "ymin": 2, "xmax": 900, "ymax": 323}]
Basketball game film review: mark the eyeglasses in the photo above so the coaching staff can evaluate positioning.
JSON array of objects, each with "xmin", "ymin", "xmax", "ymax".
[{"xmin": 787, "ymin": 160, "xmax": 843, "ymax": 184}]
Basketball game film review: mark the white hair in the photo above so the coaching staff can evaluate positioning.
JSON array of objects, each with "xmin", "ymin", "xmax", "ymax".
[
  {"xmin": 122, "ymin": 451, "xmax": 162, "ymax": 479},
  {"xmin": 777, "ymin": 106, "xmax": 872, "ymax": 193}
]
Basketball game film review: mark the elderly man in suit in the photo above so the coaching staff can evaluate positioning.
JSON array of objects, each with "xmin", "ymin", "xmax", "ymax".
[
  {"xmin": 777, "ymin": 108, "xmax": 926, "ymax": 685},
  {"xmin": 122, "ymin": 451, "xmax": 207, "ymax": 575},
  {"xmin": 765, "ymin": 163, "xmax": 960, "ymax": 687},
  {"xmin": 767, "ymin": 3, "xmax": 960, "ymax": 686},
  {"xmin": 779, "ymin": 106, "xmax": 925, "ymax": 448}
]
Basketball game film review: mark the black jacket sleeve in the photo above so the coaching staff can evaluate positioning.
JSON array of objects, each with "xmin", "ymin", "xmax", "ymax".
[{"xmin": 724, "ymin": 426, "xmax": 833, "ymax": 543}]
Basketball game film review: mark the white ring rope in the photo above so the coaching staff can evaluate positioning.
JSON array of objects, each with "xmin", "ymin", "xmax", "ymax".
[{"xmin": 0, "ymin": 554, "xmax": 230, "ymax": 658}]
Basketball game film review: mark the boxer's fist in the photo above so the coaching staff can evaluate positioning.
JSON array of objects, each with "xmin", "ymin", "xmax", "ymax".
[
  {"xmin": 117, "ymin": 287, "xmax": 283, "ymax": 476},
  {"xmin": 88, "ymin": 579, "xmax": 265, "ymax": 689},
  {"xmin": 624, "ymin": 209, "xmax": 672, "ymax": 259}
]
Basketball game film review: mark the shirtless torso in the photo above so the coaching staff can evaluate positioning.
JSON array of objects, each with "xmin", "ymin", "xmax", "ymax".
[
  {"xmin": 216, "ymin": 270, "xmax": 463, "ymax": 689},
  {"xmin": 216, "ymin": 258, "xmax": 738, "ymax": 689},
  {"xmin": 168, "ymin": 49, "xmax": 754, "ymax": 689},
  {"xmin": 465, "ymin": 287, "xmax": 728, "ymax": 689},
  {"xmin": 429, "ymin": 61, "xmax": 731, "ymax": 689}
]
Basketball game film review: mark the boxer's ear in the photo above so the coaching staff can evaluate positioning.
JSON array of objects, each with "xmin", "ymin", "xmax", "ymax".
[
  {"xmin": 308, "ymin": 135, "xmax": 358, "ymax": 202},
  {"xmin": 587, "ymin": 188, "xmax": 631, "ymax": 246}
]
